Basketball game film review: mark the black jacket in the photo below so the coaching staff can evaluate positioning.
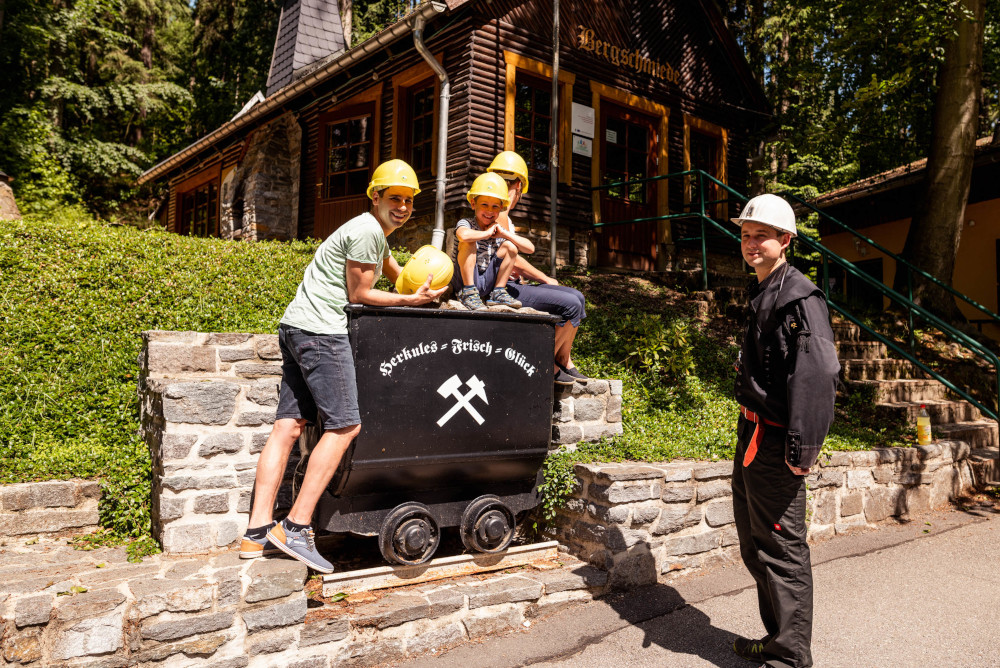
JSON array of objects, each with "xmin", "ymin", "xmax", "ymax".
[{"xmin": 734, "ymin": 263, "xmax": 841, "ymax": 469}]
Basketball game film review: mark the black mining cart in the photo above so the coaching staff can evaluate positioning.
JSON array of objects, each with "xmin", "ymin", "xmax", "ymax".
[{"xmin": 299, "ymin": 304, "xmax": 560, "ymax": 566}]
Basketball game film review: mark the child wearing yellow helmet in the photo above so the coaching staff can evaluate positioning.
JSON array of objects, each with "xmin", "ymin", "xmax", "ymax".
[
  {"xmin": 451, "ymin": 172, "xmax": 534, "ymax": 310},
  {"xmin": 241, "ymin": 159, "xmax": 446, "ymax": 574},
  {"xmin": 486, "ymin": 152, "xmax": 590, "ymax": 386}
]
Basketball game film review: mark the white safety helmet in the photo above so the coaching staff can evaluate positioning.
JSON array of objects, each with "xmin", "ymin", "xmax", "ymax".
[{"xmin": 731, "ymin": 193, "xmax": 797, "ymax": 238}]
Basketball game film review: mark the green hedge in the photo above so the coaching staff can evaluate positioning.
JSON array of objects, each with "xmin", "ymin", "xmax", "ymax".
[
  {"xmin": 0, "ymin": 209, "xmax": 905, "ymax": 554},
  {"xmin": 0, "ymin": 209, "xmax": 320, "ymax": 553}
]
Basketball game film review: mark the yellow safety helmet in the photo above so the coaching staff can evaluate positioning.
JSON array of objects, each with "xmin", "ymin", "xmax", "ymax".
[
  {"xmin": 466, "ymin": 172, "xmax": 511, "ymax": 208},
  {"xmin": 395, "ymin": 245, "xmax": 454, "ymax": 294},
  {"xmin": 367, "ymin": 159, "xmax": 421, "ymax": 200},
  {"xmin": 487, "ymin": 150, "xmax": 529, "ymax": 194}
]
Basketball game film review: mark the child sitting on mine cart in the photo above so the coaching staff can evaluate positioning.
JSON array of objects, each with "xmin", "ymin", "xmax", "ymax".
[{"xmin": 451, "ymin": 172, "xmax": 533, "ymax": 310}]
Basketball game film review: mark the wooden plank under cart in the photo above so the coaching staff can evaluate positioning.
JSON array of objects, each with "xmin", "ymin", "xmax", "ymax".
[{"xmin": 322, "ymin": 541, "xmax": 561, "ymax": 596}]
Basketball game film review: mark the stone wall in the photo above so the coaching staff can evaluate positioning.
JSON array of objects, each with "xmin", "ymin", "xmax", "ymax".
[
  {"xmin": 0, "ymin": 181, "xmax": 21, "ymax": 221},
  {"xmin": 0, "ymin": 538, "xmax": 607, "ymax": 666},
  {"xmin": 219, "ymin": 112, "xmax": 301, "ymax": 241},
  {"xmin": 552, "ymin": 379, "xmax": 623, "ymax": 446},
  {"xmin": 139, "ymin": 330, "xmax": 622, "ymax": 555},
  {"xmin": 0, "ymin": 480, "xmax": 100, "ymax": 538},
  {"xmin": 547, "ymin": 442, "xmax": 978, "ymax": 589}
]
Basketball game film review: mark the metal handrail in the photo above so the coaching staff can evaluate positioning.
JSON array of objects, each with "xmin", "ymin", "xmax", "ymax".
[
  {"xmin": 788, "ymin": 193, "xmax": 1000, "ymax": 329},
  {"xmin": 591, "ymin": 169, "xmax": 1000, "ymax": 419}
]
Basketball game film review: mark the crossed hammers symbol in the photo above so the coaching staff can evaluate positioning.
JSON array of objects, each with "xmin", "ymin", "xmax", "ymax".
[{"xmin": 436, "ymin": 374, "xmax": 488, "ymax": 427}]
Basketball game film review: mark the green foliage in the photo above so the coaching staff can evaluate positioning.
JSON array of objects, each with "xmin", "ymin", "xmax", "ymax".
[
  {"xmin": 0, "ymin": 209, "xmax": 320, "ymax": 551},
  {"xmin": 725, "ymin": 0, "xmax": 990, "ymax": 195},
  {"xmin": 0, "ymin": 0, "xmax": 195, "ymax": 214},
  {"xmin": 622, "ymin": 314, "xmax": 696, "ymax": 379},
  {"xmin": 535, "ymin": 451, "xmax": 580, "ymax": 527},
  {"xmin": 0, "ymin": 106, "xmax": 80, "ymax": 213},
  {"xmin": 0, "ymin": 214, "xmax": 916, "ymax": 548},
  {"xmin": 188, "ymin": 0, "xmax": 281, "ymax": 136},
  {"xmin": 351, "ymin": 0, "xmax": 412, "ymax": 45}
]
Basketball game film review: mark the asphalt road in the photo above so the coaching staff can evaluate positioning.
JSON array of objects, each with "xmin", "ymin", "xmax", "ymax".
[{"xmin": 397, "ymin": 504, "xmax": 1000, "ymax": 668}]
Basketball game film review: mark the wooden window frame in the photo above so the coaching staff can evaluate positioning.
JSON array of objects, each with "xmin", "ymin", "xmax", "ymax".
[
  {"xmin": 172, "ymin": 163, "xmax": 221, "ymax": 236},
  {"xmin": 316, "ymin": 84, "xmax": 383, "ymax": 204},
  {"xmin": 682, "ymin": 114, "xmax": 728, "ymax": 219},
  {"xmin": 588, "ymin": 82, "xmax": 669, "ymax": 233},
  {"xmin": 503, "ymin": 51, "xmax": 574, "ymax": 184},
  {"xmin": 392, "ymin": 55, "xmax": 443, "ymax": 177}
]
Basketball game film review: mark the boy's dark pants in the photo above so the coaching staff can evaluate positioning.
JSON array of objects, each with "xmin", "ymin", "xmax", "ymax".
[{"xmin": 732, "ymin": 416, "xmax": 813, "ymax": 668}]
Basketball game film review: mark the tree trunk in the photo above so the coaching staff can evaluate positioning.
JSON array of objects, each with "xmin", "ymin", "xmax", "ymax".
[
  {"xmin": 893, "ymin": 0, "xmax": 984, "ymax": 320},
  {"xmin": 339, "ymin": 0, "xmax": 353, "ymax": 47}
]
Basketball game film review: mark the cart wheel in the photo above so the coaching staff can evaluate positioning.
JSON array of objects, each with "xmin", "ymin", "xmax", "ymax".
[
  {"xmin": 460, "ymin": 495, "xmax": 515, "ymax": 554},
  {"xmin": 379, "ymin": 502, "xmax": 441, "ymax": 566}
]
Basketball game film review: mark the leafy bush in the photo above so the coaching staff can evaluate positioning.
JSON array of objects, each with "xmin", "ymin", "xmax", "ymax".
[
  {"xmin": 0, "ymin": 210, "xmax": 322, "ymax": 554},
  {"xmin": 1, "ymin": 212, "xmax": 910, "ymax": 551}
]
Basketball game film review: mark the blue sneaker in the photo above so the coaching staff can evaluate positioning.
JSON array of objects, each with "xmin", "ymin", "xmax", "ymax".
[
  {"xmin": 266, "ymin": 519, "xmax": 334, "ymax": 574},
  {"xmin": 239, "ymin": 522, "xmax": 281, "ymax": 559},
  {"xmin": 486, "ymin": 287, "xmax": 522, "ymax": 309},
  {"xmin": 458, "ymin": 286, "xmax": 487, "ymax": 311}
]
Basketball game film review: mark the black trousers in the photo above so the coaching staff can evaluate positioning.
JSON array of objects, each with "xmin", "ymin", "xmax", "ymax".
[{"xmin": 732, "ymin": 416, "xmax": 813, "ymax": 668}]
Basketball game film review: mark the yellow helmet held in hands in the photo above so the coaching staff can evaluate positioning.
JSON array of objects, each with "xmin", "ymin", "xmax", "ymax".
[
  {"xmin": 395, "ymin": 245, "xmax": 454, "ymax": 294},
  {"xmin": 367, "ymin": 159, "xmax": 421, "ymax": 200},
  {"xmin": 487, "ymin": 150, "xmax": 529, "ymax": 193},
  {"xmin": 466, "ymin": 172, "xmax": 511, "ymax": 208}
]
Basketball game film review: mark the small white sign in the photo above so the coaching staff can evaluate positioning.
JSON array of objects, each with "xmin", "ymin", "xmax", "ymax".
[
  {"xmin": 572, "ymin": 135, "xmax": 593, "ymax": 157},
  {"xmin": 605, "ymin": 129, "xmax": 618, "ymax": 144},
  {"xmin": 571, "ymin": 102, "xmax": 595, "ymax": 139}
]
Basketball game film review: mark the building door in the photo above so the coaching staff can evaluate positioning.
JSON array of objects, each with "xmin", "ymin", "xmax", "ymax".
[
  {"xmin": 315, "ymin": 104, "xmax": 375, "ymax": 239},
  {"xmin": 596, "ymin": 103, "xmax": 659, "ymax": 270},
  {"xmin": 688, "ymin": 129, "xmax": 720, "ymax": 216}
]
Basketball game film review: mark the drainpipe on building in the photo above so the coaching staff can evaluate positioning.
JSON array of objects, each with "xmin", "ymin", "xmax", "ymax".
[
  {"xmin": 549, "ymin": 0, "xmax": 559, "ymax": 277},
  {"xmin": 413, "ymin": 13, "xmax": 450, "ymax": 251}
]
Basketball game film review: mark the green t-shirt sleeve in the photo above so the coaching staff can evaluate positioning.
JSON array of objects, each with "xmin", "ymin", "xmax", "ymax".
[{"xmin": 345, "ymin": 225, "xmax": 385, "ymax": 266}]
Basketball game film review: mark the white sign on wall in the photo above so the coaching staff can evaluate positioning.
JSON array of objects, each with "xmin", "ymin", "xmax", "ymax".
[
  {"xmin": 572, "ymin": 135, "xmax": 593, "ymax": 157},
  {"xmin": 571, "ymin": 102, "xmax": 595, "ymax": 139}
]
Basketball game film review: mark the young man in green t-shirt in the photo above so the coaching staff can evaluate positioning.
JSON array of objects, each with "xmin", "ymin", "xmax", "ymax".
[{"xmin": 239, "ymin": 160, "xmax": 445, "ymax": 573}]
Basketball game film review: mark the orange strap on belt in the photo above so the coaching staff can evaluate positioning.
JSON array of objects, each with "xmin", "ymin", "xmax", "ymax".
[{"xmin": 739, "ymin": 406, "xmax": 786, "ymax": 467}]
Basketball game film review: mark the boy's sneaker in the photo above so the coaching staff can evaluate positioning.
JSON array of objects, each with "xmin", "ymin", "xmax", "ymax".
[
  {"xmin": 458, "ymin": 286, "xmax": 487, "ymax": 311},
  {"xmin": 732, "ymin": 636, "xmax": 770, "ymax": 662},
  {"xmin": 486, "ymin": 288, "xmax": 522, "ymax": 309},
  {"xmin": 266, "ymin": 519, "xmax": 334, "ymax": 574},
  {"xmin": 239, "ymin": 522, "xmax": 281, "ymax": 559}
]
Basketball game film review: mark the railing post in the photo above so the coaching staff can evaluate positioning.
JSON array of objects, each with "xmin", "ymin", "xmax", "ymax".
[
  {"xmin": 699, "ymin": 173, "xmax": 708, "ymax": 290},
  {"xmin": 822, "ymin": 252, "xmax": 829, "ymax": 298},
  {"xmin": 907, "ymin": 266, "xmax": 915, "ymax": 353}
]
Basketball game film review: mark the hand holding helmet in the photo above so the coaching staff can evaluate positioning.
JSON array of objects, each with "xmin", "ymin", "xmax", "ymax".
[{"xmin": 395, "ymin": 245, "xmax": 454, "ymax": 296}]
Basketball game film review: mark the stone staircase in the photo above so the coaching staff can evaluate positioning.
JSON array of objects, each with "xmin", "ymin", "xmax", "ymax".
[{"xmin": 833, "ymin": 320, "xmax": 1000, "ymax": 461}]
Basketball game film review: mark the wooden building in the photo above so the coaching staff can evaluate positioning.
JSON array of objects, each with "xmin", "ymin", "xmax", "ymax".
[
  {"xmin": 139, "ymin": 0, "xmax": 768, "ymax": 271},
  {"xmin": 813, "ymin": 137, "xmax": 1000, "ymax": 338}
]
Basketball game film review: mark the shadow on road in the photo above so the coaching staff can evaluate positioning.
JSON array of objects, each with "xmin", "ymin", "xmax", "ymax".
[{"xmin": 601, "ymin": 584, "xmax": 748, "ymax": 668}]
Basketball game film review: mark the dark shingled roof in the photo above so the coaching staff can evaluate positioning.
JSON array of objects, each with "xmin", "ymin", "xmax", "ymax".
[{"xmin": 266, "ymin": 0, "xmax": 347, "ymax": 96}]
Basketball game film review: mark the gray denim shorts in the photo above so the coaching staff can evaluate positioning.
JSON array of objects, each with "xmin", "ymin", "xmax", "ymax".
[{"xmin": 275, "ymin": 324, "xmax": 360, "ymax": 431}]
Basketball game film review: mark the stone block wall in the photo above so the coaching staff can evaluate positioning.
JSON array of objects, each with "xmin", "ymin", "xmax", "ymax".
[
  {"xmin": 219, "ymin": 112, "xmax": 301, "ymax": 241},
  {"xmin": 547, "ymin": 442, "xmax": 977, "ymax": 589},
  {"xmin": 0, "ymin": 541, "xmax": 606, "ymax": 667},
  {"xmin": 139, "ymin": 330, "xmax": 623, "ymax": 555},
  {"xmin": 551, "ymin": 379, "xmax": 623, "ymax": 446},
  {"xmin": 140, "ymin": 331, "xmax": 282, "ymax": 555},
  {"xmin": 0, "ymin": 480, "xmax": 101, "ymax": 538}
]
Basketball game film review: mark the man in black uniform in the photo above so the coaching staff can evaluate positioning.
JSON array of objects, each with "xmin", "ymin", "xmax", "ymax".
[{"xmin": 730, "ymin": 194, "xmax": 841, "ymax": 668}]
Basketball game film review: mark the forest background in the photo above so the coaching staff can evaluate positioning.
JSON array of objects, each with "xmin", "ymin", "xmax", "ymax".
[{"xmin": 1, "ymin": 0, "xmax": 998, "ymax": 216}]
